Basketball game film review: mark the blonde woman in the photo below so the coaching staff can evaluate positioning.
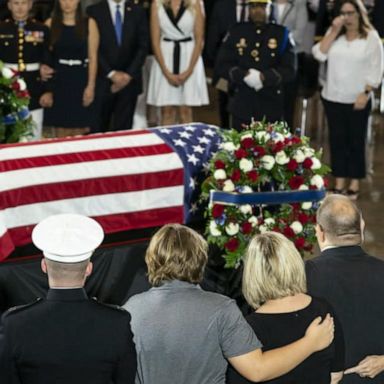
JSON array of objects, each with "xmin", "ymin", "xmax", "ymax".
[
  {"xmin": 227, "ymin": 232, "xmax": 345, "ymax": 384},
  {"xmin": 147, "ymin": 0, "xmax": 209, "ymax": 125},
  {"xmin": 124, "ymin": 224, "xmax": 335, "ymax": 384}
]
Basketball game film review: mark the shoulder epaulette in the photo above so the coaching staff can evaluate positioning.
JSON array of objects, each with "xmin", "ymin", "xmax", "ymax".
[
  {"xmin": 3, "ymin": 298, "xmax": 43, "ymax": 318},
  {"xmin": 91, "ymin": 297, "xmax": 127, "ymax": 312}
]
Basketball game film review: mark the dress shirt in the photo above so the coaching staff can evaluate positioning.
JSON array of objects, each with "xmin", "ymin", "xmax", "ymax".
[
  {"xmin": 236, "ymin": 0, "xmax": 249, "ymax": 22},
  {"xmin": 107, "ymin": 0, "xmax": 125, "ymax": 25}
]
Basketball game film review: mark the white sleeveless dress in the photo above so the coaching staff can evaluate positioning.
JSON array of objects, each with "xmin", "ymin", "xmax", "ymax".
[{"xmin": 147, "ymin": 0, "xmax": 209, "ymax": 106}]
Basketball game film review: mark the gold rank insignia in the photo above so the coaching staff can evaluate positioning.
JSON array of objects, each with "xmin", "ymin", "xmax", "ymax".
[
  {"xmin": 251, "ymin": 49, "xmax": 259, "ymax": 58},
  {"xmin": 236, "ymin": 38, "xmax": 247, "ymax": 56},
  {"xmin": 0, "ymin": 34, "xmax": 14, "ymax": 39},
  {"xmin": 268, "ymin": 38, "xmax": 278, "ymax": 49}
]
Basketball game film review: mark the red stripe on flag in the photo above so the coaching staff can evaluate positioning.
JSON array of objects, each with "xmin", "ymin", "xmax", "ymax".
[
  {"xmin": 0, "ymin": 231, "xmax": 16, "ymax": 262},
  {"xmin": 1, "ymin": 169, "xmax": 184, "ymax": 208},
  {"xmin": 4, "ymin": 206, "xmax": 184, "ymax": 254},
  {"xmin": 0, "ymin": 144, "xmax": 174, "ymax": 172}
]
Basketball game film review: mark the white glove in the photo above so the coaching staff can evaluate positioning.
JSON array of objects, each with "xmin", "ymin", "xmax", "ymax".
[{"xmin": 243, "ymin": 68, "xmax": 263, "ymax": 91}]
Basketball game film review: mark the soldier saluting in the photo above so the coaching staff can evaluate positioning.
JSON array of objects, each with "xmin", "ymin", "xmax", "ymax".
[
  {"xmin": 0, "ymin": 0, "xmax": 51, "ymax": 139},
  {"xmin": 214, "ymin": 0, "xmax": 296, "ymax": 130}
]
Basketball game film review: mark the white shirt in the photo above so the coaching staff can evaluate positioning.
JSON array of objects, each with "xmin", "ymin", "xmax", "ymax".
[
  {"xmin": 312, "ymin": 29, "xmax": 384, "ymax": 103},
  {"xmin": 236, "ymin": 0, "xmax": 249, "ymax": 22},
  {"xmin": 107, "ymin": 0, "xmax": 125, "ymax": 25}
]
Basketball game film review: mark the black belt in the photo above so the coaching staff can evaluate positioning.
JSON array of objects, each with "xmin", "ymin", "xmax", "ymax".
[{"xmin": 163, "ymin": 37, "xmax": 193, "ymax": 74}]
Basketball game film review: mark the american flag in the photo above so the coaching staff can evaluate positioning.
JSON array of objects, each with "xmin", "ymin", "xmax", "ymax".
[{"xmin": 0, "ymin": 123, "xmax": 220, "ymax": 261}]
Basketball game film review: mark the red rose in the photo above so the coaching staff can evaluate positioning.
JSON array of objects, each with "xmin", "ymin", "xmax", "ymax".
[
  {"xmin": 294, "ymin": 237, "xmax": 306, "ymax": 249},
  {"xmin": 225, "ymin": 238, "xmax": 240, "ymax": 252},
  {"xmin": 284, "ymin": 137, "xmax": 291, "ymax": 145},
  {"xmin": 231, "ymin": 169, "xmax": 241, "ymax": 182},
  {"xmin": 17, "ymin": 90, "xmax": 29, "ymax": 98},
  {"xmin": 272, "ymin": 141, "xmax": 284, "ymax": 153},
  {"xmin": 11, "ymin": 81, "xmax": 20, "ymax": 91},
  {"xmin": 288, "ymin": 175, "xmax": 304, "ymax": 190},
  {"xmin": 247, "ymin": 170, "xmax": 259, "ymax": 182},
  {"xmin": 287, "ymin": 159, "xmax": 298, "ymax": 172},
  {"xmin": 253, "ymin": 146, "xmax": 266, "ymax": 157},
  {"xmin": 298, "ymin": 213, "xmax": 309, "ymax": 224},
  {"xmin": 323, "ymin": 177, "xmax": 329, "ymax": 188},
  {"xmin": 234, "ymin": 148, "xmax": 247, "ymax": 159},
  {"xmin": 242, "ymin": 222, "xmax": 253, "ymax": 234},
  {"xmin": 303, "ymin": 158, "xmax": 313, "ymax": 169},
  {"xmin": 241, "ymin": 137, "xmax": 255, "ymax": 149},
  {"xmin": 283, "ymin": 226, "xmax": 295, "ymax": 238},
  {"xmin": 291, "ymin": 136, "xmax": 301, "ymax": 145},
  {"xmin": 214, "ymin": 160, "xmax": 226, "ymax": 169},
  {"xmin": 212, "ymin": 204, "xmax": 225, "ymax": 218}
]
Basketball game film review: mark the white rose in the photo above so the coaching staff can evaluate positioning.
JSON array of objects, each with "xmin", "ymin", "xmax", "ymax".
[
  {"xmin": 290, "ymin": 221, "xmax": 303, "ymax": 234},
  {"xmin": 310, "ymin": 157, "xmax": 322, "ymax": 170},
  {"xmin": 261, "ymin": 155, "xmax": 275, "ymax": 170},
  {"xmin": 303, "ymin": 147, "xmax": 315, "ymax": 157},
  {"xmin": 209, "ymin": 221, "xmax": 222, "ymax": 237},
  {"xmin": 214, "ymin": 169, "xmax": 226, "ymax": 180},
  {"xmin": 241, "ymin": 133, "xmax": 253, "ymax": 140},
  {"xmin": 264, "ymin": 218, "xmax": 275, "ymax": 226},
  {"xmin": 302, "ymin": 202, "xmax": 312, "ymax": 210},
  {"xmin": 259, "ymin": 225, "xmax": 268, "ymax": 233},
  {"xmin": 248, "ymin": 216, "xmax": 258, "ymax": 227},
  {"xmin": 275, "ymin": 151, "xmax": 289, "ymax": 165},
  {"xmin": 2, "ymin": 67, "xmax": 13, "ymax": 79},
  {"xmin": 223, "ymin": 179, "xmax": 235, "ymax": 192},
  {"xmin": 293, "ymin": 149, "xmax": 305, "ymax": 163},
  {"xmin": 240, "ymin": 204, "xmax": 253, "ymax": 215},
  {"xmin": 255, "ymin": 131, "xmax": 271, "ymax": 142},
  {"xmin": 310, "ymin": 174, "xmax": 324, "ymax": 189},
  {"xmin": 272, "ymin": 133, "xmax": 284, "ymax": 143},
  {"xmin": 298, "ymin": 184, "xmax": 309, "ymax": 191},
  {"xmin": 18, "ymin": 79, "xmax": 26, "ymax": 91},
  {"xmin": 239, "ymin": 158, "xmax": 253, "ymax": 172},
  {"xmin": 240, "ymin": 186, "xmax": 253, "ymax": 193},
  {"xmin": 221, "ymin": 142, "xmax": 237, "ymax": 152},
  {"xmin": 225, "ymin": 222, "xmax": 240, "ymax": 236}
]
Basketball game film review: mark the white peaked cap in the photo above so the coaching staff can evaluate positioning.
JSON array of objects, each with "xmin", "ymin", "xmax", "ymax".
[{"xmin": 32, "ymin": 213, "xmax": 104, "ymax": 263}]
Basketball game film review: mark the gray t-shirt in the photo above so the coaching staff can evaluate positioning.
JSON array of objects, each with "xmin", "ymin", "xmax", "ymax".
[{"xmin": 124, "ymin": 280, "xmax": 262, "ymax": 384}]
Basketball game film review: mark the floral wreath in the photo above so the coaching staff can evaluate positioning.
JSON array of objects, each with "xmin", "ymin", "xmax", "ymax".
[
  {"xmin": 0, "ymin": 61, "xmax": 34, "ymax": 143},
  {"xmin": 201, "ymin": 121, "xmax": 330, "ymax": 268}
]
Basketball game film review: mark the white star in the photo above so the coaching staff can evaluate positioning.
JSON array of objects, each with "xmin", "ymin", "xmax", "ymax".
[
  {"xmin": 202, "ymin": 161, "xmax": 210, "ymax": 174},
  {"xmin": 189, "ymin": 177, "xmax": 196, "ymax": 189},
  {"xmin": 192, "ymin": 144, "xmax": 204, "ymax": 154},
  {"xmin": 187, "ymin": 153, "xmax": 199, "ymax": 166},
  {"xmin": 160, "ymin": 128, "xmax": 172, "ymax": 134},
  {"xmin": 198, "ymin": 136, "xmax": 211, "ymax": 145},
  {"xmin": 179, "ymin": 131, "xmax": 192, "ymax": 139},
  {"xmin": 184, "ymin": 125, "xmax": 195, "ymax": 132},
  {"xmin": 189, "ymin": 202, "xmax": 199, "ymax": 214},
  {"xmin": 173, "ymin": 139, "xmax": 186, "ymax": 147},
  {"xmin": 205, "ymin": 128, "xmax": 216, "ymax": 137}
]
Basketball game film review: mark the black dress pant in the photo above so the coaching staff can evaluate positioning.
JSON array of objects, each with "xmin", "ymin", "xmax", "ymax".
[
  {"xmin": 218, "ymin": 90, "xmax": 230, "ymax": 129},
  {"xmin": 323, "ymin": 98, "xmax": 371, "ymax": 179}
]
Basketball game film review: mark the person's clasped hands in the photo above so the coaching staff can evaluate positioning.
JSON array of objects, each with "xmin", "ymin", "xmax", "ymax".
[
  {"xmin": 345, "ymin": 355, "xmax": 384, "ymax": 379},
  {"xmin": 244, "ymin": 68, "xmax": 263, "ymax": 91}
]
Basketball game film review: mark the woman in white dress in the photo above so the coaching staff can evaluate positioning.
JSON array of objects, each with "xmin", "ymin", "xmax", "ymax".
[{"xmin": 147, "ymin": 0, "xmax": 209, "ymax": 125}]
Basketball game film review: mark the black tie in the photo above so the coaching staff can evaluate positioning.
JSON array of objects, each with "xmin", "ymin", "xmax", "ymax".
[{"xmin": 240, "ymin": 0, "xmax": 246, "ymax": 22}]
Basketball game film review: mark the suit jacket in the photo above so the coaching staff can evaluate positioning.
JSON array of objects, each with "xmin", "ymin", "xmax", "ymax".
[
  {"xmin": 87, "ymin": 0, "xmax": 149, "ymax": 93},
  {"xmin": 306, "ymin": 246, "xmax": 384, "ymax": 383},
  {"xmin": 0, "ymin": 288, "xmax": 137, "ymax": 384},
  {"xmin": 372, "ymin": 0, "xmax": 384, "ymax": 38},
  {"xmin": 205, "ymin": 0, "xmax": 237, "ymax": 67},
  {"xmin": 215, "ymin": 22, "xmax": 296, "ymax": 122}
]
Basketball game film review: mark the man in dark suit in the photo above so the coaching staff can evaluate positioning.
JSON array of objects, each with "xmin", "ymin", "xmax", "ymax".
[
  {"xmin": 214, "ymin": 0, "xmax": 295, "ymax": 130},
  {"xmin": 306, "ymin": 195, "xmax": 384, "ymax": 383},
  {"xmin": 206, "ymin": 0, "xmax": 246, "ymax": 128},
  {"xmin": 87, "ymin": 0, "xmax": 148, "ymax": 132},
  {"xmin": 0, "ymin": 213, "xmax": 137, "ymax": 384}
]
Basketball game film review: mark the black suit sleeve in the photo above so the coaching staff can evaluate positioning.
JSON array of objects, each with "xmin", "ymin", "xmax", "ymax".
[
  {"xmin": 205, "ymin": 1, "xmax": 225, "ymax": 66},
  {"xmin": 125, "ymin": 6, "xmax": 149, "ymax": 80},
  {"xmin": 261, "ymin": 29, "xmax": 296, "ymax": 87},
  {"xmin": 113, "ymin": 313, "xmax": 137, "ymax": 384}
]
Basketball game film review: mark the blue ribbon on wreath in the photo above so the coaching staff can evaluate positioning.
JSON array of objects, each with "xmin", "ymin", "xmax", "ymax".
[
  {"xmin": 2, "ymin": 106, "xmax": 30, "ymax": 125},
  {"xmin": 210, "ymin": 189, "xmax": 326, "ymax": 206}
]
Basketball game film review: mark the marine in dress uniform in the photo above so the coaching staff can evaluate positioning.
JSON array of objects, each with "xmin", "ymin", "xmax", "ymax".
[
  {"xmin": 0, "ymin": 4, "xmax": 50, "ymax": 140},
  {"xmin": 214, "ymin": 0, "xmax": 296, "ymax": 130},
  {"xmin": 0, "ymin": 214, "xmax": 137, "ymax": 384}
]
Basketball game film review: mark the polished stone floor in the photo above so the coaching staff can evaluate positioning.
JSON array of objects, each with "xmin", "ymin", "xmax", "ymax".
[{"xmin": 194, "ymin": 87, "xmax": 384, "ymax": 258}]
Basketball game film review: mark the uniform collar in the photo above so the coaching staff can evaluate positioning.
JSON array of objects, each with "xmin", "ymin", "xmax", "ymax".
[
  {"xmin": 46, "ymin": 288, "xmax": 88, "ymax": 301},
  {"xmin": 321, "ymin": 245, "xmax": 365, "ymax": 258}
]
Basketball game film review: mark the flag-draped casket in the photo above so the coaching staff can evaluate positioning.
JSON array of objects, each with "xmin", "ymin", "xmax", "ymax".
[{"xmin": 0, "ymin": 123, "xmax": 220, "ymax": 261}]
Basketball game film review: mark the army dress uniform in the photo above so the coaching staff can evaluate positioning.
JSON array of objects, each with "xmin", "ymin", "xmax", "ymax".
[
  {"xmin": 0, "ymin": 18, "xmax": 50, "ymax": 138},
  {"xmin": 215, "ymin": 21, "xmax": 296, "ymax": 129}
]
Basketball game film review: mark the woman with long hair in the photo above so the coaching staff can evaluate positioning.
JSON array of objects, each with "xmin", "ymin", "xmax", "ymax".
[
  {"xmin": 40, "ymin": 0, "xmax": 99, "ymax": 137},
  {"xmin": 147, "ymin": 0, "xmax": 209, "ymax": 125},
  {"xmin": 312, "ymin": 0, "xmax": 383, "ymax": 200},
  {"xmin": 227, "ymin": 232, "xmax": 345, "ymax": 384}
]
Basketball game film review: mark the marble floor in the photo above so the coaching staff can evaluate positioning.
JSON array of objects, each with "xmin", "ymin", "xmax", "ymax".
[{"xmin": 194, "ymin": 86, "xmax": 384, "ymax": 258}]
